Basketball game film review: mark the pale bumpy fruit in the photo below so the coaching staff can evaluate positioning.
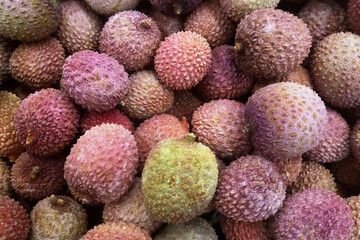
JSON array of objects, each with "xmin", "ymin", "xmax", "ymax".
[
  {"xmin": 99, "ymin": 10, "xmax": 161, "ymax": 72},
  {"xmin": 57, "ymin": 0, "xmax": 102, "ymax": 54},
  {"xmin": 244, "ymin": 82, "xmax": 327, "ymax": 160},
  {"xmin": 142, "ymin": 134, "xmax": 218, "ymax": 223},
  {"xmin": 235, "ymin": 9, "xmax": 312, "ymax": 79},
  {"xmin": 311, "ymin": 32, "xmax": 360, "ymax": 108},
  {"xmin": 85, "ymin": 0, "xmax": 141, "ymax": 16}
]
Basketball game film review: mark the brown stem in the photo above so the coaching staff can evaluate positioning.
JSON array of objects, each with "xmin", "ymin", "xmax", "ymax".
[{"xmin": 30, "ymin": 166, "xmax": 41, "ymax": 179}]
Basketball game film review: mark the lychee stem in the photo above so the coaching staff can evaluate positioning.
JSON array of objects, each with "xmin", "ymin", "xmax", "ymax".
[
  {"xmin": 139, "ymin": 19, "xmax": 152, "ymax": 28},
  {"xmin": 30, "ymin": 166, "xmax": 41, "ymax": 179},
  {"xmin": 26, "ymin": 131, "xmax": 36, "ymax": 145},
  {"xmin": 234, "ymin": 43, "xmax": 243, "ymax": 53},
  {"xmin": 50, "ymin": 195, "xmax": 66, "ymax": 206},
  {"xmin": 173, "ymin": 2, "xmax": 183, "ymax": 14}
]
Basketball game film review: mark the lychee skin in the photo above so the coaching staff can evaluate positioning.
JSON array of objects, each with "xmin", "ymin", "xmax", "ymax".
[
  {"xmin": 61, "ymin": 50, "xmax": 129, "ymax": 112},
  {"xmin": 14, "ymin": 88, "xmax": 80, "ymax": 157},
  {"xmin": 64, "ymin": 123, "xmax": 139, "ymax": 204},
  {"xmin": 244, "ymin": 82, "xmax": 327, "ymax": 160},
  {"xmin": 155, "ymin": 31, "xmax": 212, "ymax": 90}
]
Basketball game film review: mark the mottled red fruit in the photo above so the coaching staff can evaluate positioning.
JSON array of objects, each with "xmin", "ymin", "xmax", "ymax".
[
  {"xmin": 272, "ymin": 189, "xmax": 354, "ymax": 240},
  {"xmin": 0, "ymin": 195, "xmax": 30, "ymax": 240},
  {"xmin": 165, "ymin": 90, "xmax": 204, "ymax": 122},
  {"xmin": 61, "ymin": 50, "xmax": 129, "ymax": 112},
  {"xmin": 215, "ymin": 155, "xmax": 286, "ymax": 222},
  {"xmin": 348, "ymin": 0, "xmax": 360, "ymax": 35},
  {"xmin": 304, "ymin": 108, "xmax": 350, "ymax": 163},
  {"xmin": 245, "ymin": 82, "xmax": 327, "ymax": 160},
  {"xmin": 9, "ymin": 37, "xmax": 65, "ymax": 90},
  {"xmin": 81, "ymin": 222, "xmax": 151, "ymax": 240},
  {"xmin": 251, "ymin": 65, "xmax": 313, "ymax": 94},
  {"xmin": 103, "ymin": 178, "xmax": 163, "ymax": 234},
  {"xmin": 99, "ymin": 10, "xmax": 161, "ymax": 72},
  {"xmin": 134, "ymin": 114, "xmax": 189, "ymax": 171},
  {"xmin": 57, "ymin": 0, "xmax": 102, "ymax": 54},
  {"xmin": 310, "ymin": 32, "xmax": 360, "ymax": 108},
  {"xmin": 11, "ymin": 152, "xmax": 66, "ymax": 201},
  {"xmin": 148, "ymin": 9, "xmax": 183, "ymax": 39},
  {"xmin": 149, "ymin": 0, "xmax": 202, "ymax": 15},
  {"xmin": 235, "ymin": 9, "xmax": 312, "ymax": 79},
  {"xmin": 195, "ymin": 45, "xmax": 253, "ymax": 100},
  {"xmin": 298, "ymin": 0, "xmax": 346, "ymax": 45},
  {"xmin": 119, "ymin": 70, "xmax": 174, "ymax": 120},
  {"xmin": 192, "ymin": 99, "xmax": 251, "ymax": 160},
  {"xmin": 155, "ymin": 31, "xmax": 211, "ymax": 90},
  {"xmin": 220, "ymin": 215, "xmax": 270, "ymax": 240},
  {"xmin": 184, "ymin": 0, "xmax": 236, "ymax": 48},
  {"xmin": 81, "ymin": 108, "xmax": 134, "ymax": 134},
  {"xmin": 64, "ymin": 123, "xmax": 138, "ymax": 204},
  {"xmin": 351, "ymin": 120, "xmax": 360, "ymax": 159},
  {"xmin": 14, "ymin": 88, "xmax": 80, "ymax": 157}
]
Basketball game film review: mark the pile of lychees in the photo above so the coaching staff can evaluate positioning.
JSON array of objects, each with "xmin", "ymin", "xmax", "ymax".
[{"xmin": 1, "ymin": 0, "xmax": 360, "ymax": 239}]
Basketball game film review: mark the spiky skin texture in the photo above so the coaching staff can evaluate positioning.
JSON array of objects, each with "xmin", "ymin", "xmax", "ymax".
[
  {"xmin": 0, "ymin": 158, "xmax": 12, "ymax": 196},
  {"xmin": 14, "ymin": 88, "xmax": 80, "ymax": 157},
  {"xmin": 0, "ymin": 37, "xmax": 16, "ymax": 85},
  {"xmin": 331, "ymin": 157, "xmax": 360, "ymax": 193},
  {"xmin": 149, "ymin": 0, "xmax": 202, "ymax": 15},
  {"xmin": 311, "ymin": 32, "xmax": 360, "ymax": 108},
  {"xmin": 195, "ymin": 45, "xmax": 254, "ymax": 100},
  {"xmin": 347, "ymin": 195, "xmax": 360, "ymax": 240},
  {"xmin": 304, "ymin": 108, "xmax": 350, "ymax": 163},
  {"xmin": 81, "ymin": 222, "xmax": 151, "ymax": 240},
  {"xmin": 103, "ymin": 178, "xmax": 163, "ymax": 234},
  {"xmin": 348, "ymin": 0, "xmax": 360, "ymax": 35},
  {"xmin": 64, "ymin": 123, "xmax": 139, "ymax": 204},
  {"xmin": 298, "ymin": 0, "xmax": 346, "ymax": 45},
  {"xmin": 155, "ymin": 31, "xmax": 212, "ymax": 90},
  {"xmin": 219, "ymin": 0, "xmax": 280, "ymax": 23},
  {"xmin": 215, "ymin": 155, "xmax": 286, "ymax": 222},
  {"xmin": 154, "ymin": 217, "xmax": 218, "ymax": 240},
  {"xmin": 184, "ymin": 1, "xmax": 235, "ymax": 48},
  {"xmin": 0, "ymin": 0, "xmax": 60, "ymax": 42},
  {"xmin": 244, "ymin": 82, "xmax": 327, "ymax": 160},
  {"xmin": 68, "ymin": 185, "xmax": 101, "ymax": 206},
  {"xmin": 235, "ymin": 9, "xmax": 312, "ymax": 79},
  {"xmin": 85, "ymin": 0, "xmax": 141, "ymax": 16},
  {"xmin": 61, "ymin": 50, "xmax": 129, "ymax": 112},
  {"xmin": 9, "ymin": 37, "xmax": 65, "ymax": 90},
  {"xmin": 251, "ymin": 149, "xmax": 303, "ymax": 186},
  {"xmin": 290, "ymin": 161, "xmax": 337, "ymax": 194},
  {"xmin": 166, "ymin": 90, "xmax": 204, "ymax": 122},
  {"xmin": 272, "ymin": 189, "xmax": 354, "ymax": 240},
  {"xmin": 149, "ymin": 9, "xmax": 184, "ymax": 39},
  {"xmin": 99, "ymin": 11, "xmax": 161, "ymax": 72},
  {"xmin": 0, "ymin": 195, "xmax": 30, "ymax": 240},
  {"xmin": 134, "ymin": 114, "xmax": 189, "ymax": 172},
  {"xmin": 251, "ymin": 65, "xmax": 313, "ymax": 94},
  {"xmin": 30, "ymin": 195, "xmax": 87, "ymax": 240},
  {"xmin": 0, "ymin": 91, "xmax": 24, "ymax": 160},
  {"xmin": 220, "ymin": 215, "xmax": 270, "ymax": 240},
  {"xmin": 351, "ymin": 120, "xmax": 360, "ymax": 159},
  {"xmin": 10, "ymin": 152, "xmax": 66, "ymax": 201},
  {"xmin": 81, "ymin": 109, "xmax": 134, "ymax": 134},
  {"xmin": 142, "ymin": 134, "xmax": 218, "ymax": 223},
  {"xmin": 57, "ymin": 0, "xmax": 102, "ymax": 55},
  {"xmin": 120, "ymin": 70, "xmax": 174, "ymax": 120},
  {"xmin": 192, "ymin": 100, "xmax": 251, "ymax": 160}
]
